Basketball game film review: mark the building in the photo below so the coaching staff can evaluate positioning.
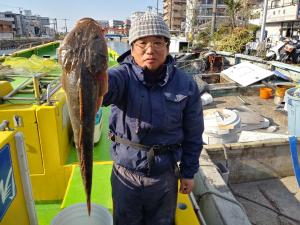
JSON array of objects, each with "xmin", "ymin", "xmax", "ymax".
[
  {"xmin": 0, "ymin": 11, "xmax": 23, "ymax": 37},
  {"xmin": 264, "ymin": 0, "xmax": 300, "ymax": 41},
  {"xmin": 108, "ymin": 19, "xmax": 124, "ymax": 28},
  {"xmin": 0, "ymin": 10, "xmax": 53, "ymax": 38},
  {"xmin": 0, "ymin": 20, "xmax": 13, "ymax": 39},
  {"xmin": 123, "ymin": 19, "xmax": 131, "ymax": 36},
  {"xmin": 98, "ymin": 20, "xmax": 109, "ymax": 29},
  {"xmin": 163, "ymin": 0, "xmax": 187, "ymax": 32},
  {"xmin": 185, "ymin": 0, "xmax": 228, "ymax": 34}
]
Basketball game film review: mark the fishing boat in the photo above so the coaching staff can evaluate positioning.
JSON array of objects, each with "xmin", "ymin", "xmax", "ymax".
[
  {"xmin": 0, "ymin": 42, "xmax": 201, "ymax": 225},
  {"xmin": 183, "ymin": 52, "xmax": 300, "ymax": 225},
  {"xmin": 1, "ymin": 41, "xmax": 300, "ymax": 225}
]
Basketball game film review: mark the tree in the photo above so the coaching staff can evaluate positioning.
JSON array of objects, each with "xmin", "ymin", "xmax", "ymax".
[{"xmin": 224, "ymin": 0, "xmax": 242, "ymax": 29}]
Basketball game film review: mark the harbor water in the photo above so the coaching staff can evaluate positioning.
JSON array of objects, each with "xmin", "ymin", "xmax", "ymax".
[
  {"xmin": 107, "ymin": 40, "xmax": 130, "ymax": 55},
  {"xmin": 1, "ymin": 40, "xmax": 130, "ymax": 57},
  {"xmin": 0, "ymin": 49, "xmax": 15, "ymax": 56}
]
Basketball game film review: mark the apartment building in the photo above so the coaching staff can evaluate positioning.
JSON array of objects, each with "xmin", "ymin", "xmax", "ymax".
[
  {"xmin": 264, "ymin": 0, "xmax": 300, "ymax": 41},
  {"xmin": 0, "ymin": 10, "xmax": 52, "ymax": 38},
  {"xmin": 163, "ymin": 0, "xmax": 187, "ymax": 31},
  {"xmin": 0, "ymin": 12, "xmax": 23, "ymax": 37},
  {"xmin": 0, "ymin": 20, "xmax": 13, "ymax": 39},
  {"xmin": 185, "ymin": 0, "xmax": 228, "ymax": 34}
]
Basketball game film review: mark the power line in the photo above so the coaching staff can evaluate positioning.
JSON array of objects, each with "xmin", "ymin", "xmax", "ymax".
[{"xmin": 56, "ymin": 18, "xmax": 69, "ymax": 33}]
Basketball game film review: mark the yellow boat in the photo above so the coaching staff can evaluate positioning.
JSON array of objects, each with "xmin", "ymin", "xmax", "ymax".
[{"xmin": 0, "ymin": 42, "xmax": 201, "ymax": 225}]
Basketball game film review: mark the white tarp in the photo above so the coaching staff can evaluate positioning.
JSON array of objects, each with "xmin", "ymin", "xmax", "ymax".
[{"xmin": 222, "ymin": 62, "xmax": 274, "ymax": 86}]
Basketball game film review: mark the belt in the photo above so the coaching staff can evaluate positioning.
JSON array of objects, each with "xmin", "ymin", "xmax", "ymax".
[{"xmin": 108, "ymin": 132, "xmax": 181, "ymax": 175}]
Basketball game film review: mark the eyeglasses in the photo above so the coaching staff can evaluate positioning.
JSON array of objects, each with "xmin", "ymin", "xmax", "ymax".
[{"xmin": 134, "ymin": 41, "xmax": 167, "ymax": 50}]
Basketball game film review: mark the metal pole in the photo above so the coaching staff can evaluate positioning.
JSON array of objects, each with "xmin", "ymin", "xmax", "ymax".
[
  {"xmin": 33, "ymin": 74, "xmax": 41, "ymax": 105},
  {"xmin": 157, "ymin": 0, "xmax": 159, "ymax": 14},
  {"xmin": 260, "ymin": 0, "xmax": 268, "ymax": 42},
  {"xmin": 64, "ymin": 19, "xmax": 68, "ymax": 33},
  {"xmin": 170, "ymin": 0, "xmax": 173, "ymax": 29},
  {"xmin": 211, "ymin": 0, "xmax": 217, "ymax": 36}
]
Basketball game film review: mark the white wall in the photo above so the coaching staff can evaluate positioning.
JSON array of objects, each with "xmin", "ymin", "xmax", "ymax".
[{"xmin": 265, "ymin": 23, "xmax": 282, "ymax": 42}]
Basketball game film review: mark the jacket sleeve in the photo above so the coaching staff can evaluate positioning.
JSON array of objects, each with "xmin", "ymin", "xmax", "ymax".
[
  {"xmin": 102, "ymin": 66, "xmax": 128, "ymax": 107},
  {"xmin": 180, "ymin": 80, "xmax": 204, "ymax": 179}
]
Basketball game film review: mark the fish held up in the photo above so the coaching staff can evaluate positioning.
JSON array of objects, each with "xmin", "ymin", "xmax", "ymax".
[{"xmin": 58, "ymin": 17, "xmax": 108, "ymax": 215}]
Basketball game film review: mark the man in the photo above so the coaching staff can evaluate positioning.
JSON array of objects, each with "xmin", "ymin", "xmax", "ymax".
[{"xmin": 102, "ymin": 12, "xmax": 204, "ymax": 225}]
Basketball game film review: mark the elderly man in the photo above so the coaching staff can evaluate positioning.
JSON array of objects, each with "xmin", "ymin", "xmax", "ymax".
[{"xmin": 102, "ymin": 12, "xmax": 204, "ymax": 225}]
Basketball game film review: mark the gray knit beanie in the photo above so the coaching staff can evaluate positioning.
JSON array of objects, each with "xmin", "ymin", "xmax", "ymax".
[{"xmin": 129, "ymin": 12, "xmax": 170, "ymax": 45}]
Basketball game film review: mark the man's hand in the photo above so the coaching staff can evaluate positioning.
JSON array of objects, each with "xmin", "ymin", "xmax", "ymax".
[{"xmin": 179, "ymin": 178, "xmax": 194, "ymax": 194}]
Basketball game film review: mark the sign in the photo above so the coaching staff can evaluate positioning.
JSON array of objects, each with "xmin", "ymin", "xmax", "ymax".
[
  {"xmin": 222, "ymin": 62, "xmax": 274, "ymax": 87},
  {"xmin": 0, "ymin": 144, "xmax": 16, "ymax": 222}
]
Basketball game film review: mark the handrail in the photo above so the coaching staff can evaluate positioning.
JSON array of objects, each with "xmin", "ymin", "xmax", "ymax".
[
  {"xmin": 0, "ymin": 120, "xmax": 10, "ymax": 131},
  {"xmin": 46, "ymin": 77, "xmax": 62, "ymax": 104}
]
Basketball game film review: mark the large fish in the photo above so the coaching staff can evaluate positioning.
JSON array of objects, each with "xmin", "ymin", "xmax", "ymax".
[{"xmin": 58, "ymin": 18, "xmax": 108, "ymax": 215}]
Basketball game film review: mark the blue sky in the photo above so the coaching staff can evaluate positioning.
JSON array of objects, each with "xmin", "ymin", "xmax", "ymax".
[{"xmin": 0, "ymin": 0, "xmax": 162, "ymax": 31}]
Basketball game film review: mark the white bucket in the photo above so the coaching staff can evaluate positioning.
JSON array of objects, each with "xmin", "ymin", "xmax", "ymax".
[
  {"xmin": 203, "ymin": 108, "xmax": 241, "ymax": 144},
  {"xmin": 51, "ymin": 203, "xmax": 113, "ymax": 225}
]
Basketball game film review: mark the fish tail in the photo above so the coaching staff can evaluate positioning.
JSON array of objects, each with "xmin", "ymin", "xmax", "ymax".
[{"xmin": 87, "ymin": 195, "xmax": 91, "ymax": 216}]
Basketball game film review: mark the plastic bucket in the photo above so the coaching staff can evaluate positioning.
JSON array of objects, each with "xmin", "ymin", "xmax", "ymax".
[
  {"xmin": 51, "ymin": 203, "xmax": 113, "ymax": 225},
  {"xmin": 286, "ymin": 88, "xmax": 300, "ymax": 136},
  {"xmin": 276, "ymin": 85, "xmax": 290, "ymax": 98},
  {"xmin": 259, "ymin": 87, "xmax": 273, "ymax": 99},
  {"xmin": 203, "ymin": 109, "xmax": 241, "ymax": 144}
]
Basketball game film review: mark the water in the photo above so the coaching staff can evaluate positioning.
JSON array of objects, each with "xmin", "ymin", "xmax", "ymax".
[
  {"xmin": 107, "ymin": 40, "xmax": 130, "ymax": 56},
  {"xmin": 0, "ymin": 49, "xmax": 15, "ymax": 56},
  {"xmin": 0, "ymin": 40, "xmax": 130, "ymax": 57}
]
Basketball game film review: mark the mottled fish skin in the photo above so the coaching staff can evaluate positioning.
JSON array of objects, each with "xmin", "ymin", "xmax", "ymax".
[{"xmin": 58, "ymin": 18, "xmax": 108, "ymax": 215}]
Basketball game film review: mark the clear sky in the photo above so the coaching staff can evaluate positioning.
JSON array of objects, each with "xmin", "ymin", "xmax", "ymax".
[{"xmin": 0, "ymin": 0, "xmax": 162, "ymax": 31}]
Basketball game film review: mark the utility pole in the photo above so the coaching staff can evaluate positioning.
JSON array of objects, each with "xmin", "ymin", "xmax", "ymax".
[
  {"xmin": 170, "ymin": 0, "xmax": 173, "ymax": 29},
  {"xmin": 157, "ymin": 0, "xmax": 159, "ymax": 14},
  {"xmin": 63, "ymin": 19, "xmax": 68, "ymax": 33},
  {"xmin": 260, "ymin": 0, "xmax": 268, "ymax": 42},
  {"xmin": 211, "ymin": 0, "xmax": 217, "ymax": 37},
  {"xmin": 55, "ymin": 18, "xmax": 58, "ymax": 34},
  {"xmin": 52, "ymin": 18, "xmax": 58, "ymax": 35}
]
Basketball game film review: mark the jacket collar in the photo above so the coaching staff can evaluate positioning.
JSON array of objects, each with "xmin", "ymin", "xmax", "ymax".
[{"xmin": 117, "ymin": 50, "xmax": 176, "ymax": 86}]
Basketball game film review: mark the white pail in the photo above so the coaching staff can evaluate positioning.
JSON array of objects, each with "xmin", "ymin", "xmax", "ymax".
[
  {"xmin": 203, "ymin": 108, "xmax": 241, "ymax": 144},
  {"xmin": 51, "ymin": 203, "xmax": 112, "ymax": 225}
]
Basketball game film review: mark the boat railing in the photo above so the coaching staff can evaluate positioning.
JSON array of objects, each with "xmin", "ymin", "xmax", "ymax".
[
  {"xmin": 2, "ymin": 73, "xmax": 61, "ymax": 105},
  {"xmin": 46, "ymin": 77, "xmax": 62, "ymax": 105}
]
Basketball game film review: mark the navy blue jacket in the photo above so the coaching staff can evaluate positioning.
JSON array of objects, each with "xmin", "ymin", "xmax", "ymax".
[{"xmin": 103, "ymin": 51, "xmax": 204, "ymax": 179}]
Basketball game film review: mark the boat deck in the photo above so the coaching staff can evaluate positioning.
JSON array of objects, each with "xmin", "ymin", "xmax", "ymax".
[
  {"xmin": 231, "ymin": 176, "xmax": 300, "ymax": 225},
  {"xmin": 204, "ymin": 94, "xmax": 288, "ymax": 134}
]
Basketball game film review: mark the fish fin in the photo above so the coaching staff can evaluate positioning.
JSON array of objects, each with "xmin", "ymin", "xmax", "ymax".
[
  {"xmin": 96, "ymin": 97, "xmax": 103, "ymax": 112},
  {"xmin": 98, "ymin": 70, "xmax": 108, "ymax": 96}
]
